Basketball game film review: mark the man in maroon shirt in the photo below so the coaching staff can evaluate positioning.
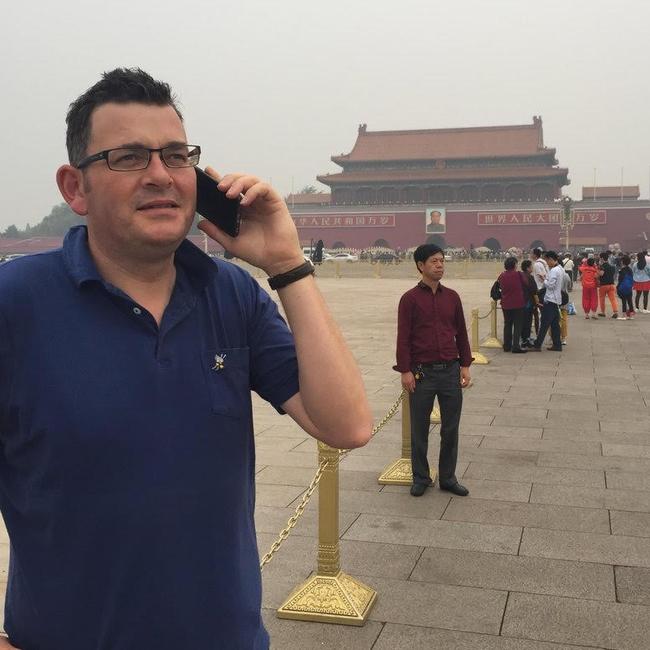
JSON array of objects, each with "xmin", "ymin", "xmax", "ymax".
[
  {"xmin": 395, "ymin": 244, "xmax": 473, "ymax": 497},
  {"xmin": 497, "ymin": 257, "xmax": 528, "ymax": 353}
]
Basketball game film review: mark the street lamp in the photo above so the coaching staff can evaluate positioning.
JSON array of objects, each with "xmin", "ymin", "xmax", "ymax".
[{"xmin": 560, "ymin": 195, "xmax": 574, "ymax": 252}]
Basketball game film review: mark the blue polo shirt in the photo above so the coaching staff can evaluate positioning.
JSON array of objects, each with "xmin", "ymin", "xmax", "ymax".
[{"xmin": 0, "ymin": 226, "xmax": 299, "ymax": 649}]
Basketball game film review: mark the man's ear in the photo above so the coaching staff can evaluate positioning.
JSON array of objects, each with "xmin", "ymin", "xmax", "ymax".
[{"xmin": 56, "ymin": 164, "xmax": 89, "ymax": 216}]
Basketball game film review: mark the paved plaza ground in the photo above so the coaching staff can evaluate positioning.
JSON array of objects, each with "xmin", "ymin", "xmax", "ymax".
[
  {"xmin": 1, "ymin": 263, "xmax": 650, "ymax": 649},
  {"xmin": 254, "ymin": 269, "xmax": 650, "ymax": 650}
]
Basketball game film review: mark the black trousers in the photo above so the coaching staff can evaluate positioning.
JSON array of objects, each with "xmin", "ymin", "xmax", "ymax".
[
  {"xmin": 502, "ymin": 307, "xmax": 524, "ymax": 351},
  {"xmin": 534, "ymin": 301, "xmax": 561, "ymax": 349},
  {"xmin": 409, "ymin": 361, "xmax": 462, "ymax": 486},
  {"xmin": 521, "ymin": 305, "xmax": 534, "ymax": 342}
]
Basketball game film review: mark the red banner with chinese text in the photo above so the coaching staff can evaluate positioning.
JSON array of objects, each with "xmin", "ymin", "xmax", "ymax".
[
  {"xmin": 293, "ymin": 214, "xmax": 396, "ymax": 228},
  {"xmin": 477, "ymin": 210, "xmax": 606, "ymax": 226}
]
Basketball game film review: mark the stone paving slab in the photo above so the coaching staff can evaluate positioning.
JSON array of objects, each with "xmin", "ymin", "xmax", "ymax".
[
  {"xmin": 610, "ymin": 510, "xmax": 650, "ymax": 537},
  {"xmin": 443, "ymin": 498, "xmax": 610, "ymax": 534},
  {"xmin": 373, "ymin": 624, "xmax": 603, "ymax": 650},
  {"xmin": 263, "ymin": 613, "xmax": 383, "ymax": 650},
  {"xmin": 342, "ymin": 513, "xmax": 522, "ymax": 554},
  {"xmin": 614, "ymin": 565, "xmax": 650, "ymax": 605},
  {"xmin": 536, "ymin": 452, "xmax": 650, "ymax": 473},
  {"xmin": 464, "ymin": 462, "xmax": 606, "ymax": 487},
  {"xmin": 366, "ymin": 576, "xmax": 507, "ymax": 634},
  {"xmin": 411, "ymin": 547, "xmax": 615, "ymax": 601},
  {"xmin": 520, "ymin": 528, "xmax": 650, "ymax": 567},
  {"xmin": 481, "ymin": 436, "xmax": 602, "ymax": 456},
  {"xmin": 531, "ymin": 484, "xmax": 650, "ymax": 512},
  {"xmin": 502, "ymin": 592, "xmax": 650, "ymax": 649}
]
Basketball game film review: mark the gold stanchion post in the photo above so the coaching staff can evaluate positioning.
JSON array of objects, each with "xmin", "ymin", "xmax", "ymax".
[
  {"xmin": 277, "ymin": 442, "xmax": 377, "ymax": 625},
  {"xmin": 377, "ymin": 393, "xmax": 438, "ymax": 484},
  {"xmin": 335, "ymin": 262, "xmax": 342, "ymax": 279},
  {"xmin": 481, "ymin": 300, "xmax": 503, "ymax": 349},
  {"xmin": 378, "ymin": 392, "xmax": 412, "ymax": 485},
  {"xmin": 471, "ymin": 307, "xmax": 489, "ymax": 364}
]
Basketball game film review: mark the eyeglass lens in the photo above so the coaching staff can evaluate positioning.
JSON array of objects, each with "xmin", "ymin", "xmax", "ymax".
[{"xmin": 107, "ymin": 145, "xmax": 200, "ymax": 170}]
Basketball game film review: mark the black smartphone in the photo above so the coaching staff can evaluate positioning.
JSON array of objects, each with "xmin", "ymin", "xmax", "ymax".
[{"xmin": 195, "ymin": 167, "xmax": 241, "ymax": 237}]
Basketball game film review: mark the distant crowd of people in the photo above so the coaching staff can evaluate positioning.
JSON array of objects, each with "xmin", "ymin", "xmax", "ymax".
[{"xmin": 494, "ymin": 248, "xmax": 650, "ymax": 353}]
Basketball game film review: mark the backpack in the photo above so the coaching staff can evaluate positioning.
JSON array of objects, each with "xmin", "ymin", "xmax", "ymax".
[
  {"xmin": 618, "ymin": 269, "xmax": 633, "ymax": 297},
  {"xmin": 490, "ymin": 280, "xmax": 502, "ymax": 301}
]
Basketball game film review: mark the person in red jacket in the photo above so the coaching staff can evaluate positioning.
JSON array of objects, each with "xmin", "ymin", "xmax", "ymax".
[
  {"xmin": 578, "ymin": 257, "xmax": 602, "ymax": 319},
  {"xmin": 497, "ymin": 257, "xmax": 527, "ymax": 353}
]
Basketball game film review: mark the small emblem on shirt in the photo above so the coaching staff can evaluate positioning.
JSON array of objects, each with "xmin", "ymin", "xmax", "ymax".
[{"xmin": 212, "ymin": 353, "xmax": 226, "ymax": 371}]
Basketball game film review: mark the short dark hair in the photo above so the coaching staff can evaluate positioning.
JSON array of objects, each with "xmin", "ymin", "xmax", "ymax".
[
  {"xmin": 504, "ymin": 257, "xmax": 517, "ymax": 270},
  {"xmin": 544, "ymin": 250, "xmax": 559, "ymax": 261},
  {"xmin": 414, "ymin": 244, "xmax": 443, "ymax": 269},
  {"xmin": 65, "ymin": 68, "xmax": 183, "ymax": 166},
  {"xmin": 599, "ymin": 251, "xmax": 609, "ymax": 261},
  {"xmin": 586, "ymin": 257, "xmax": 595, "ymax": 266},
  {"xmin": 622, "ymin": 254, "xmax": 631, "ymax": 265},
  {"xmin": 521, "ymin": 259, "xmax": 532, "ymax": 272},
  {"xmin": 532, "ymin": 247, "xmax": 543, "ymax": 258}
]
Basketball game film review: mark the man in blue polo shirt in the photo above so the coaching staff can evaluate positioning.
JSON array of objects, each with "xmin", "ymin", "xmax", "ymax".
[{"xmin": 0, "ymin": 68, "xmax": 372, "ymax": 649}]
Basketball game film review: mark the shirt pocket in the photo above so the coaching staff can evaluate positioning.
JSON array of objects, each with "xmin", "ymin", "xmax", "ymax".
[{"xmin": 202, "ymin": 347, "xmax": 251, "ymax": 417}]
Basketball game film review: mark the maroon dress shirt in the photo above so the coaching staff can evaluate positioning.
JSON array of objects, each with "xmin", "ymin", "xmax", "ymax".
[{"xmin": 394, "ymin": 282, "xmax": 473, "ymax": 373}]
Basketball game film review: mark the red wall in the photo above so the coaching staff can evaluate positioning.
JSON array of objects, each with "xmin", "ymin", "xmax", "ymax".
[{"xmin": 293, "ymin": 203, "xmax": 650, "ymax": 251}]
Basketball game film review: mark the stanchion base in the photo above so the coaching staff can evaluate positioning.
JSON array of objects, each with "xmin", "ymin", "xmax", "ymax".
[
  {"xmin": 277, "ymin": 571, "xmax": 377, "ymax": 626},
  {"xmin": 480, "ymin": 336, "xmax": 502, "ymax": 349},
  {"xmin": 472, "ymin": 352, "xmax": 490, "ymax": 365},
  {"xmin": 430, "ymin": 406, "xmax": 441, "ymax": 423},
  {"xmin": 377, "ymin": 457, "xmax": 412, "ymax": 485}
]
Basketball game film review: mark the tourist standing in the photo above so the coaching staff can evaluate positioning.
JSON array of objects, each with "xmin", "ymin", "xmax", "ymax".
[
  {"xmin": 632, "ymin": 252, "xmax": 650, "ymax": 313},
  {"xmin": 519, "ymin": 259, "xmax": 539, "ymax": 347},
  {"xmin": 597, "ymin": 251, "xmax": 619, "ymax": 318},
  {"xmin": 578, "ymin": 258, "xmax": 601, "ymax": 319},
  {"xmin": 617, "ymin": 255, "xmax": 635, "ymax": 319},
  {"xmin": 497, "ymin": 257, "xmax": 527, "ymax": 353},
  {"xmin": 395, "ymin": 244, "xmax": 472, "ymax": 497},
  {"xmin": 530, "ymin": 251, "xmax": 563, "ymax": 352}
]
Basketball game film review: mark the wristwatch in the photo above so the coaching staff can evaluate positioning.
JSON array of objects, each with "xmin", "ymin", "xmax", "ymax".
[{"xmin": 268, "ymin": 260, "xmax": 315, "ymax": 290}]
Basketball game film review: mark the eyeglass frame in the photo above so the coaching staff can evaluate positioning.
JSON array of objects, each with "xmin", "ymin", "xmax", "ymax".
[{"xmin": 75, "ymin": 144, "xmax": 201, "ymax": 171}]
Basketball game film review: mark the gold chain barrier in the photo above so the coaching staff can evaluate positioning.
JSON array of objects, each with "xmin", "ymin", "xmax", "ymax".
[
  {"xmin": 276, "ymin": 443, "xmax": 378, "ymax": 625},
  {"xmin": 480, "ymin": 299, "xmax": 503, "ymax": 349},
  {"xmin": 271, "ymin": 391, "xmax": 404, "ymax": 625},
  {"xmin": 471, "ymin": 307, "xmax": 490, "ymax": 364}
]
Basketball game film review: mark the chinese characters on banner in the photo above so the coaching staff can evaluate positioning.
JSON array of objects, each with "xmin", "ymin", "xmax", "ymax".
[
  {"xmin": 292, "ymin": 214, "xmax": 396, "ymax": 228},
  {"xmin": 477, "ymin": 210, "xmax": 606, "ymax": 226}
]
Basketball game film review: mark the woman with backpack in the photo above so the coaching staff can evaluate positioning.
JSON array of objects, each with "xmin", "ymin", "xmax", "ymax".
[
  {"xmin": 632, "ymin": 252, "xmax": 650, "ymax": 313},
  {"xmin": 578, "ymin": 257, "xmax": 602, "ymax": 319},
  {"xmin": 496, "ymin": 257, "xmax": 528, "ymax": 353},
  {"xmin": 617, "ymin": 255, "xmax": 635, "ymax": 320}
]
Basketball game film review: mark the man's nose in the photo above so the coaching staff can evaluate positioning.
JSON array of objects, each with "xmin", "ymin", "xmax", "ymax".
[{"xmin": 143, "ymin": 151, "xmax": 173, "ymax": 185}]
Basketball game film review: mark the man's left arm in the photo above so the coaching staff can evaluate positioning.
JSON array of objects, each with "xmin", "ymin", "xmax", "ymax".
[
  {"xmin": 454, "ymin": 298, "xmax": 472, "ymax": 388},
  {"xmin": 198, "ymin": 169, "xmax": 372, "ymax": 450}
]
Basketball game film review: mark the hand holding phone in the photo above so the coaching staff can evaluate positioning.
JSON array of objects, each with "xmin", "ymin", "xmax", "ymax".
[{"xmin": 195, "ymin": 167, "xmax": 241, "ymax": 237}]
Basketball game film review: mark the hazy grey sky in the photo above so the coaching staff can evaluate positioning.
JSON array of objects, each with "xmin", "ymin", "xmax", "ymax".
[{"xmin": 2, "ymin": 0, "xmax": 649, "ymax": 231}]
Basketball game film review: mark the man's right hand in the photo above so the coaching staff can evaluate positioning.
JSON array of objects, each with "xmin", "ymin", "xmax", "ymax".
[
  {"xmin": 0, "ymin": 636, "xmax": 19, "ymax": 649},
  {"xmin": 401, "ymin": 371, "xmax": 416, "ymax": 393}
]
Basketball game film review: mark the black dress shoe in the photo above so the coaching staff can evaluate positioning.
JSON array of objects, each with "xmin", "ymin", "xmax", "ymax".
[
  {"xmin": 439, "ymin": 481, "xmax": 469, "ymax": 496},
  {"xmin": 512, "ymin": 349, "xmax": 527, "ymax": 353},
  {"xmin": 546, "ymin": 346, "xmax": 562, "ymax": 351},
  {"xmin": 410, "ymin": 483, "xmax": 427, "ymax": 497},
  {"xmin": 529, "ymin": 345, "xmax": 542, "ymax": 351}
]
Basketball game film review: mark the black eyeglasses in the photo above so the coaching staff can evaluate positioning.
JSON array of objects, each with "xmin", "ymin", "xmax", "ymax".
[{"xmin": 76, "ymin": 144, "xmax": 201, "ymax": 171}]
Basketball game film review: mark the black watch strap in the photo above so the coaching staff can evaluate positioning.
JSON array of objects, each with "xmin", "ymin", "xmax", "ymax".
[{"xmin": 268, "ymin": 260, "xmax": 315, "ymax": 290}]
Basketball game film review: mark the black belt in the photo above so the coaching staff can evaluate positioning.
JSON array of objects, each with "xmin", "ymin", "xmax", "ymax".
[{"xmin": 419, "ymin": 359, "xmax": 458, "ymax": 369}]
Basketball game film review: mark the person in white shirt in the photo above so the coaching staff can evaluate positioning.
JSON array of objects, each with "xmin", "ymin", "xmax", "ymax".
[
  {"xmin": 531, "ymin": 247, "xmax": 549, "ymax": 291},
  {"xmin": 530, "ymin": 251, "xmax": 563, "ymax": 351}
]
